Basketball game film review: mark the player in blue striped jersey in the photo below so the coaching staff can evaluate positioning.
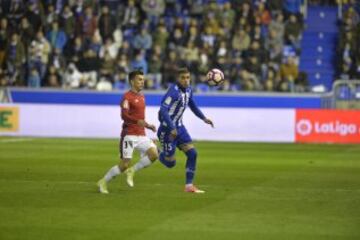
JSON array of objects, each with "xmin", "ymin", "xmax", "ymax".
[{"xmin": 157, "ymin": 67, "xmax": 214, "ymax": 193}]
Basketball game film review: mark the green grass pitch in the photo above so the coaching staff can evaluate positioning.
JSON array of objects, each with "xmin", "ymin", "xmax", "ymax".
[{"xmin": 0, "ymin": 137, "xmax": 359, "ymax": 240}]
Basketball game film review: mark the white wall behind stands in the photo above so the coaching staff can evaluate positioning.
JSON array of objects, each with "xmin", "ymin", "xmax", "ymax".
[{"xmin": 0, "ymin": 104, "xmax": 295, "ymax": 142}]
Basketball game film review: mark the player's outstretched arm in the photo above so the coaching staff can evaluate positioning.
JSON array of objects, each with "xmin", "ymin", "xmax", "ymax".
[
  {"xmin": 188, "ymin": 98, "xmax": 206, "ymax": 120},
  {"xmin": 188, "ymin": 99, "xmax": 214, "ymax": 128}
]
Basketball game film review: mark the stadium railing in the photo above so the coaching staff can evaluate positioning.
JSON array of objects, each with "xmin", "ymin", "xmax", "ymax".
[
  {"xmin": 321, "ymin": 80, "xmax": 360, "ymax": 109},
  {"xmin": 0, "ymin": 88, "xmax": 10, "ymax": 103},
  {"xmin": 6, "ymin": 84, "xmax": 360, "ymax": 110}
]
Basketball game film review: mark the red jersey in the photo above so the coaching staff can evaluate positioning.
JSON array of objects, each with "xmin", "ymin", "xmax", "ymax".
[{"xmin": 120, "ymin": 90, "xmax": 146, "ymax": 136}]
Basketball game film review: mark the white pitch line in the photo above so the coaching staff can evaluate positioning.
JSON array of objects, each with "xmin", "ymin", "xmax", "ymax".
[{"xmin": 0, "ymin": 138, "xmax": 34, "ymax": 143}]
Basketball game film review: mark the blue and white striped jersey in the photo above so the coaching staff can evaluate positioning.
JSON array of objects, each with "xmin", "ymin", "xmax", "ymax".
[{"xmin": 158, "ymin": 84, "xmax": 205, "ymax": 130}]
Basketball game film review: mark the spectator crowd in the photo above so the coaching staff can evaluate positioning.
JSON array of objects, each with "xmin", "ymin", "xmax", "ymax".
[
  {"xmin": 337, "ymin": 0, "xmax": 360, "ymax": 80},
  {"xmin": 0, "ymin": 0, "xmax": 312, "ymax": 92}
]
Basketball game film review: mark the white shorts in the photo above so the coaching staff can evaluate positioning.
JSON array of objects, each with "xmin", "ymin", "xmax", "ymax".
[{"xmin": 120, "ymin": 135, "xmax": 157, "ymax": 159}]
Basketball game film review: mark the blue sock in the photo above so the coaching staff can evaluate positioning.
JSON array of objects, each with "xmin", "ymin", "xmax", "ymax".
[
  {"xmin": 159, "ymin": 152, "xmax": 176, "ymax": 168},
  {"xmin": 185, "ymin": 149, "xmax": 197, "ymax": 184}
]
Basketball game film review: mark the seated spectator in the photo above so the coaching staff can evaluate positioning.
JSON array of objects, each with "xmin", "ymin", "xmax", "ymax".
[
  {"xmin": 28, "ymin": 30, "xmax": 52, "ymax": 80},
  {"xmin": 64, "ymin": 36, "xmax": 85, "ymax": 63},
  {"xmin": 267, "ymin": 0, "xmax": 284, "ymax": 15},
  {"xmin": 280, "ymin": 56, "xmax": 299, "ymax": 92},
  {"xmin": 244, "ymin": 56, "xmax": 262, "ymax": 88},
  {"xmin": 115, "ymin": 54, "xmax": 130, "ymax": 75},
  {"xmin": 161, "ymin": 50, "xmax": 179, "ymax": 87},
  {"xmin": 295, "ymin": 71, "xmax": 309, "ymax": 92},
  {"xmin": 239, "ymin": 69, "xmax": 259, "ymax": 91},
  {"xmin": 254, "ymin": 2, "xmax": 271, "ymax": 26},
  {"xmin": 96, "ymin": 76, "xmax": 113, "ymax": 91},
  {"xmin": 88, "ymin": 32, "xmax": 103, "ymax": 56},
  {"xmin": 18, "ymin": 17, "xmax": 35, "ymax": 49},
  {"xmin": 113, "ymin": 70, "xmax": 129, "ymax": 90},
  {"xmin": 263, "ymin": 67, "xmax": 281, "ymax": 91},
  {"xmin": 0, "ymin": 18, "xmax": 10, "ymax": 68},
  {"xmin": 184, "ymin": 25, "xmax": 201, "ymax": 47},
  {"xmin": 63, "ymin": 63, "xmax": 83, "ymax": 89},
  {"xmin": 46, "ymin": 21, "xmax": 68, "ymax": 53},
  {"xmin": 268, "ymin": 13, "xmax": 285, "ymax": 40},
  {"xmin": 6, "ymin": 0, "xmax": 25, "ymax": 28},
  {"xmin": 60, "ymin": 5, "xmax": 76, "ymax": 39},
  {"xmin": 98, "ymin": 5, "xmax": 117, "ymax": 41},
  {"xmin": 132, "ymin": 27, "xmax": 153, "ymax": 51},
  {"xmin": 147, "ymin": 45, "xmax": 163, "ymax": 89},
  {"xmin": 25, "ymin": 2, "xmax": 43, "ymax": 32},
  {"xmin": 44, "ymin": 65, "xmax": 62, "ymax": 87},
  {"xmin": 265, "ymin": 29, "xmax": 284, "ymax": 55},
  {"xmin": 152, "ymin": 23, "xmax": 169, "ymax": 51},
  {"xmin": 48, "ymin": 48, "xmax": 67, "ymax": 76},
  {"xmin": 6, "ymin": 32, "xmax": 26, "ymax": 86},
  {"xmin": 141, "ymin": 0, "xmax": 166, "ymax": 29},
  {"xmin": 183, "ymin": 41, "xmax": 200, "ymax": 73},
  {"xmin": 46, "ymin": 74, "xmax": 61, "ymax": 88},
  {"xmin": 99, "ymin": 37, "xmax": 119, "ymax": 59},
  {"xmin": 45, "ymin": 4, "xmax": 58, "ymax": 30},
  {"xmin": 231, "ymin": 29, "xmax": 251, "ymax": 55},
  {"xmin": 121, "ymin": 0, "xmax": 141, "ymax": 29},
  {"xmin": 77, "ymin": 49, "xmax": 100, "ymax": 88},
  {"xmin": 201, "ymin": 26, "xmax": 216, "ymax": 47},
  {"xmin": 77, "ymin": 6, "xmax": 97, "ymax": 42},
  {"xmin": 130, "ymin": 50, "xmax": 148, "ymax": 74},
  {"xmin": 187, "ymin": 0, "xmax": 205, "ymax": 17},
  {"xmin": 27, "ymin": 67, "xmax": 41, "ymax": 88},
  {"xmin": 221, "ymin": 2, "xmax": 236, "ymax": 29},
  {"xmin": 100, "ymin": 51, "xmax": 116, "ymax": 79},
  {"xmin": 284, "ymin": 14, "xmax": 303, "ymax": 53}
]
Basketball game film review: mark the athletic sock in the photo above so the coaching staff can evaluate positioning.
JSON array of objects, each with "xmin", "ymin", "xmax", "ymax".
[
  {"xmin": 159, "ymin": 152, "xmax": 176, "ymax": 168},
  {"xmin": 133, "ymin": 155, "xmax": 152, "ymax": 172},
  {"xmin": 185, "ymin": 149, "xmax": 197, "ymax": 184},
  {"xmin": 104, "ymin": 165, "xmax": 121, "ymax": 182}
]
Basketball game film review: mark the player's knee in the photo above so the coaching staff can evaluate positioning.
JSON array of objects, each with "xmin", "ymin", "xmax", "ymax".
[
  {"xmin": 162, "ymin": 155, "xmax": 176, "ymax": 168},
  {"xmin": 149, "ymin": 152, "xmax": 158, "ymax": 162},
  {"xmin": 147, "ymin": 147, "xmax": 159, "ymax": 162},
  {"xmin": 119, "ymin": 159, "xmax": 131, "ymax": 171}
]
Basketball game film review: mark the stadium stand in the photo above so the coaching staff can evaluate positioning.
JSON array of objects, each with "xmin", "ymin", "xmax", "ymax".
[
  {"xmin": 0, "ymin": 0, "xmax": 348, "ymax": 93},
  {"xmin": 300, "ymin": 5, "xmax": 337, "ymax": 92}
]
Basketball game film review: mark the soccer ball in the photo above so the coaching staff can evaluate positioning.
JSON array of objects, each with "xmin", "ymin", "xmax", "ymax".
[{"xmin": 206, "ymin": 68, "xmax": 225, "ymax": 86}]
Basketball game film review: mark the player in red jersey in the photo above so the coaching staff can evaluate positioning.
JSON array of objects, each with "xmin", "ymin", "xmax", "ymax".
[{"xmin": 97, "ymin": 70, "xmax": 158, "ymax": 194}]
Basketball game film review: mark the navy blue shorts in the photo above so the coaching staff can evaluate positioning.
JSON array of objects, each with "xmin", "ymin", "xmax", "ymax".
[{"xmin": 157, "ymin": 125, "xmax": 192, "ymax": 157}]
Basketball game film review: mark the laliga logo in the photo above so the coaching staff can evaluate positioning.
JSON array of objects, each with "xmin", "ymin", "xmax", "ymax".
[
  {"xmin": 297, "ymin": 119, "xmax": 359, "ymax": 136},
  {"xmin": 296, "ymin": 119, "xmax": 312, "ymax": 136}
]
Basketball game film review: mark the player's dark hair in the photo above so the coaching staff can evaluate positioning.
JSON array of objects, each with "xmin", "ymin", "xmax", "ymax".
[
  {"xmin": 177, "ymin": 67, "xmax": 190, "ymax": 76},
  {"xmin": 128, "ymin": 70, "xmax": 144, "ymax": 82}
]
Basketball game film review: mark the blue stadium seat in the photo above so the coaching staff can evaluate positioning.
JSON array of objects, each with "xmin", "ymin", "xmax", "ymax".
[
  {"xmin": 196, "ymin": 83, "xmax": 210, "ymax": 92},
  {"xmin": 230, "ymin": 84, "xmax": 241, "ymax": 91}
]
